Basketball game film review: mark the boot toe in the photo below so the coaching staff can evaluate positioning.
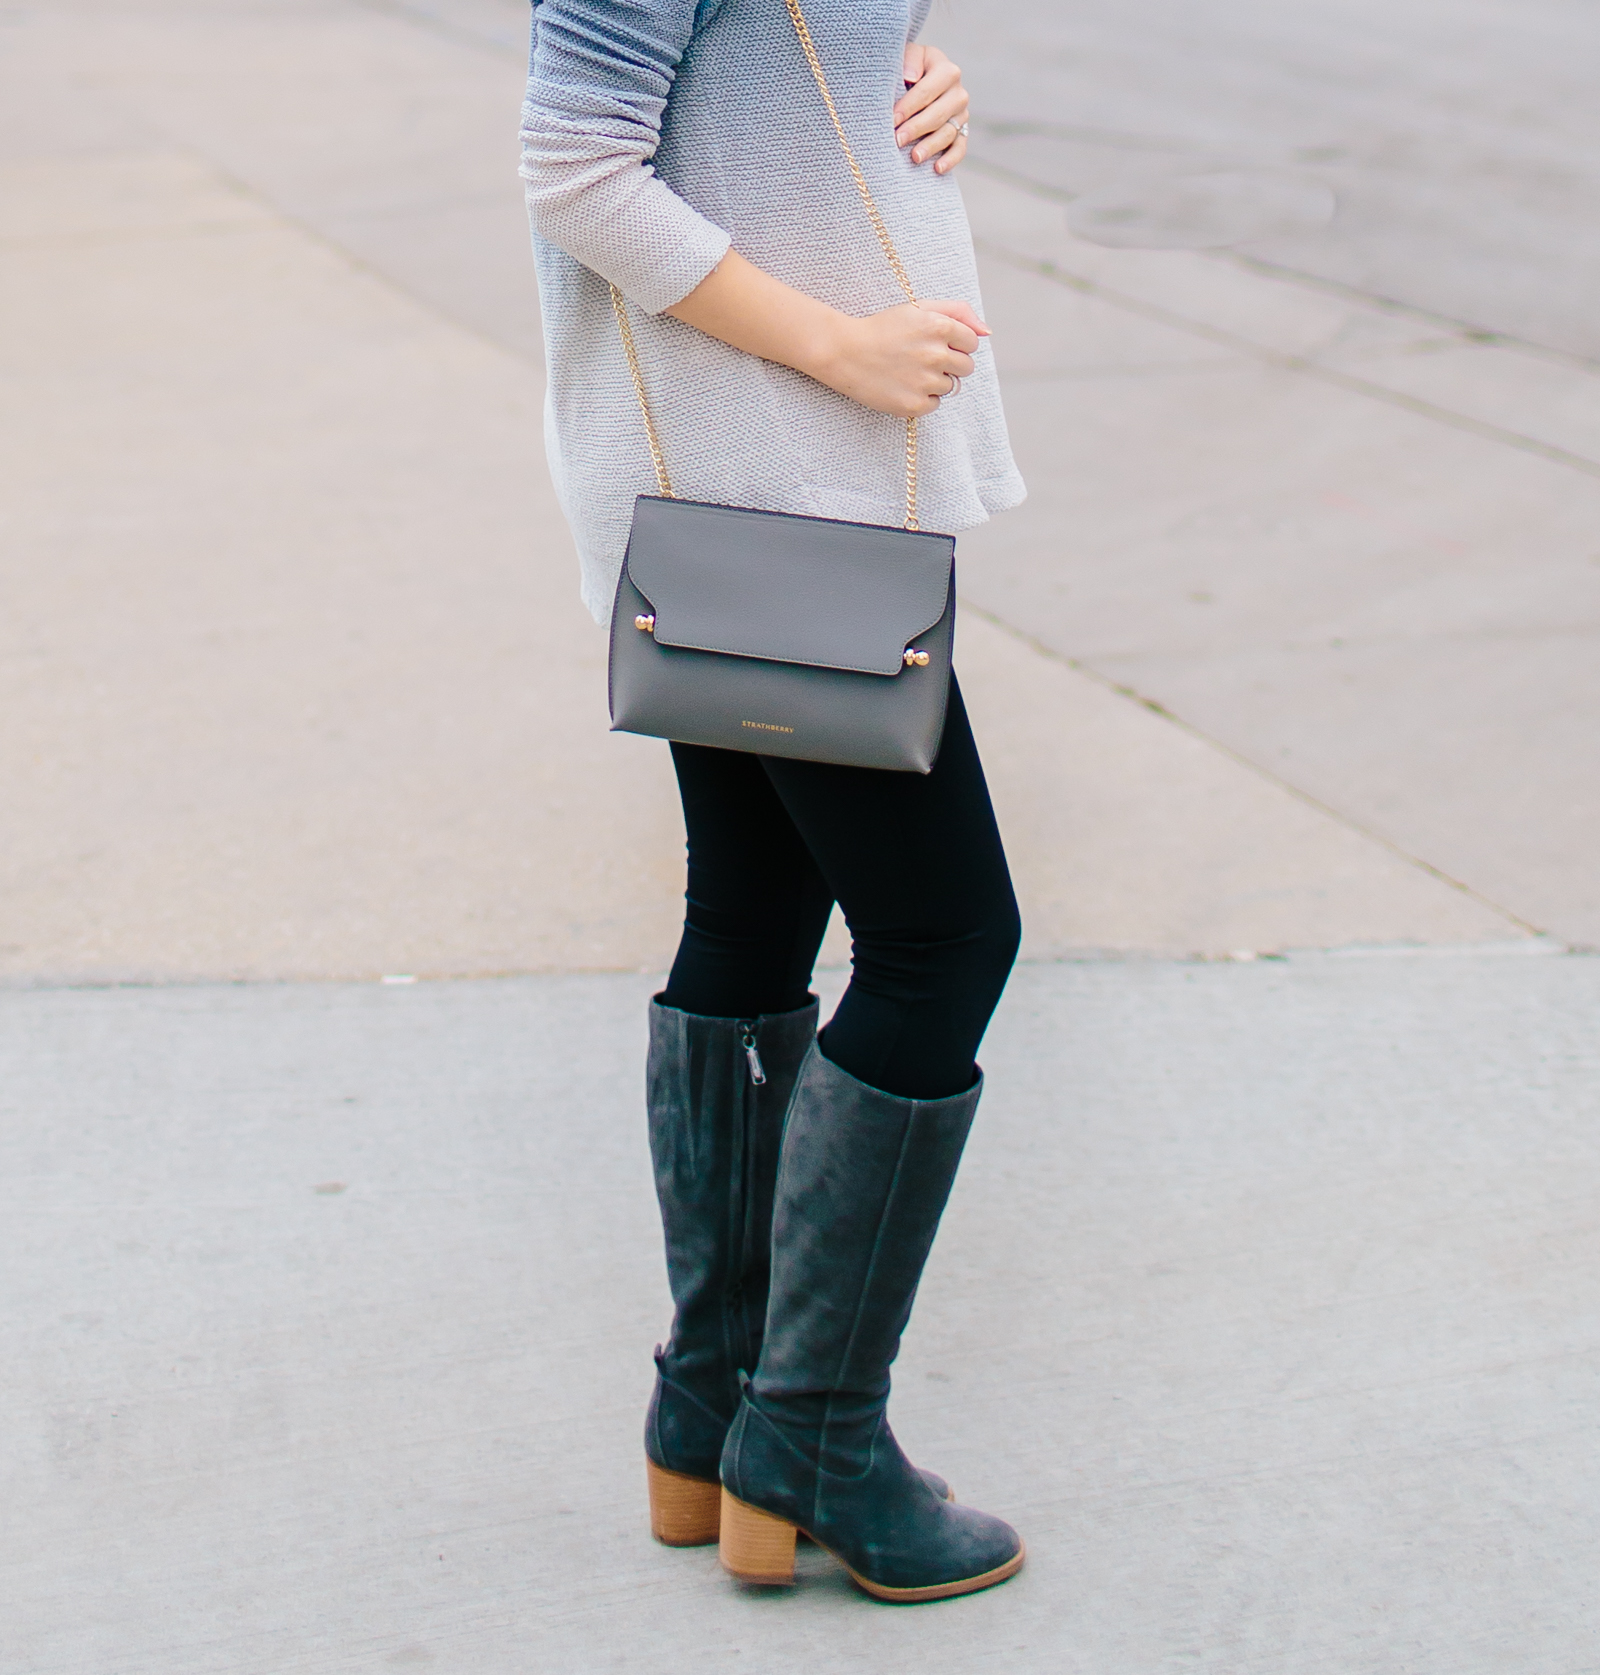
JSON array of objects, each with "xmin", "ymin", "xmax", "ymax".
[{"xmin": 841, "ymin": 1499, "xmax": 1024, "ymax": 1602}]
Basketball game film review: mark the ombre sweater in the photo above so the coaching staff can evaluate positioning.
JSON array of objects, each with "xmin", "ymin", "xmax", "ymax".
[{"xmin": 520, "ymin": 0, "xmax": 1026, "ymax": 622}]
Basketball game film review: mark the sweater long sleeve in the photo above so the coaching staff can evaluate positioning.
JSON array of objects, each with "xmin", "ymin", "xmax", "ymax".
[{"xmin": 520, "ymin": 0, "xmax": 733, "ymax": 314}]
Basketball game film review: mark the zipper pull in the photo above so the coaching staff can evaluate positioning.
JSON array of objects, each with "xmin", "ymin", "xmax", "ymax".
[{"xmin": 740, "ymin": 1025, "xmax": 767, "ymax": 1086}]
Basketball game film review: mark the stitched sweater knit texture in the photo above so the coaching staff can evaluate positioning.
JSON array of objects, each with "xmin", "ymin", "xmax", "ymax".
[{"xmin": 520, "ymin": 0, "xmax": 1026, "ymax": 623}]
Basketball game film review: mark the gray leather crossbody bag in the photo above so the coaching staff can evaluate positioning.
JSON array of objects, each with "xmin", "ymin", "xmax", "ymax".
[{"xmin": 606, "ymin": 0, "xmax": 956, "ymax": 775}]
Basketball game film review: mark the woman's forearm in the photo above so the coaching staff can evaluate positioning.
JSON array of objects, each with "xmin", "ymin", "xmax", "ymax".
[
  {"xmin": 664, "ymin": 249, "xmax": 989, "ymax": 420},
  {"xmin": 664, "ymin": 250, "xmax": 846, "ymax": 386}
]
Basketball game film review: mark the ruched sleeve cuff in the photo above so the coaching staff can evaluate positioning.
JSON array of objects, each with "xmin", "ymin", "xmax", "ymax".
[
  {"xmin": 639, "ymin": 216, "xmax": 732, "ymax": 316},
  {"xmin": 520, "ymin": 0, "xmax": 733, "ymax": 315}
]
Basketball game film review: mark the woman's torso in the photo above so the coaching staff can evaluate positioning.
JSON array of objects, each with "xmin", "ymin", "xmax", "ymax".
[{"xmin": 526, "ymin": 0, "xmax": 1025, "ymax": 621}]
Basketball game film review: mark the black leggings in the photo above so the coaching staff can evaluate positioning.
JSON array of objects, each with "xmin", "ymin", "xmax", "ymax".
[{"xmin": 660, "ymin": 680, "xmax": 1020, "ymax": 1101}]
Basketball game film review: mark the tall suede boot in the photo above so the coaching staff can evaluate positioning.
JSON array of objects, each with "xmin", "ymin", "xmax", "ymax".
[
  {"xmin": 719, "ymin": 1044, "xmax": 1025, "ymax": 1602},
  {"xmin": 643, "ymin": 996, "xmax": 816, "ymax": 1545}
]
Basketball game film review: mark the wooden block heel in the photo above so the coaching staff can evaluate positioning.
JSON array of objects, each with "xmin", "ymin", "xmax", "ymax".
[
  {"xmin": 718, "ymin": 1488, "xmax": 798, "ymax": 1584},
  {"xmin": 647, "ymin": 1459, "xmax": 722, "ymax": 1547}
]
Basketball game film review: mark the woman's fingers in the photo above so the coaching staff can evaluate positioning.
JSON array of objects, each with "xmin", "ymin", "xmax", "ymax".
[
  {"xmin": 918, "ymin": 299, "xmax": 988, "ymax": 342},
  {"xmin": 932, "ymin": 131, "xmax": 967, "ymax": 176},
  {"xmin": 895, "ymin": 58, "xmax": 961, "ymax": 129},
  {"xmin": 923, "ymin": 350, "xmax": 976, "ymax": 391},
  {"xmin": 899, "ymin": 86, "xmax": 969, "ymax": 158},
  {"xmin": 894, "ymin": 43, "xmax": 950, "ymax": 123},
  {"xmin": 929, "ymin": 317, "xmax": 980, "ymax": 357},
  {"xmin": 896, "ymin": 43, "xmax": 970, "ymax": 175},
  {"xmin": 821, "ymin": 301, "xmax": 988, "ymax": 417},
  {"xmin": 919, "ymin": 326, "xmax": 977, "ymax": 405},
  {"xmin": 898, "ymin": 80, "xmax": 965, "ymax": 157},
  {"xmin": 897, "ymin": 40, "xmax": 933, "ymax": 110}
]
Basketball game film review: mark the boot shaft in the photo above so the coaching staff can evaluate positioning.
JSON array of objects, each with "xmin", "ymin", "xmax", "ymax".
[
  {"xmin": 753, "ymin": 1045, "xmax": 981, "ymax": 1402},
  {"xmin": 646, "ymin": 998, "xmax": 818, "ymax": 1407}
]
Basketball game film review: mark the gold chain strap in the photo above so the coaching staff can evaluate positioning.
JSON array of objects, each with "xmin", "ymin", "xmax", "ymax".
[
  {"xmin": 609, "ymin": 281, "xmax": 673, "ymax": 499},
  {"xmin": 609, "ymin": 0, "xmax": 922, "ymax": 531},
  {"xmin": 781, "ymin": 0, "xmax": 917, "ymax": 307}
]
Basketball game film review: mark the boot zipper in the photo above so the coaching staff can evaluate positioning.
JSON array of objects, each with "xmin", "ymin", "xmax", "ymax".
[{"xmin": 739, "ymin": 1023, "xmax": 767, "ymax": 1086}]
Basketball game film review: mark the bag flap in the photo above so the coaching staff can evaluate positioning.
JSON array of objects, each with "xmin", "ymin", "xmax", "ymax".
[{"xmin": 624, "ymin": 497, "xmax": 954, "ymax": 678}]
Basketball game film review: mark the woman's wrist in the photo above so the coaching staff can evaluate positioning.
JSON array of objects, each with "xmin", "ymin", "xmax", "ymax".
[{"xmin": 792, "ymin": 308, "xmax": 860, "ymax": 394}]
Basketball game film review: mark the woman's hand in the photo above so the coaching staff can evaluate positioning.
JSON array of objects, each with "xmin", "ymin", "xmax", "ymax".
[
  {"xmin": 666, "ymin": 253, "xmax": 990, "ymax": 419},
  {"xmin": 894, "ymin": 43, "xmax": 969, "ymax": 175},
  {"xmin": 815, "ymin": 299, "xmax": 988, "ymax": 419}
]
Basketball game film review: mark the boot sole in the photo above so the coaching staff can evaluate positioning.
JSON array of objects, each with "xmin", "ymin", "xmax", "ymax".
[
  {"xmin": 719, "ymin": 1488, "xmax": 1025, "ymax": 1601},
  {"xmin": 647, "ymin": 1460, "xmax": 722, "ymax": 1547},
  {"xmin": 845, "ymin": 1539, "xmax": 1026, "ymax": 1603}
]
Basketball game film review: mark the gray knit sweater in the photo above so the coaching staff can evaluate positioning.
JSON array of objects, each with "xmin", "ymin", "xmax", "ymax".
[{"xmin": 520, "ymin": 0, "xmax": 1026, "ymax": 623}]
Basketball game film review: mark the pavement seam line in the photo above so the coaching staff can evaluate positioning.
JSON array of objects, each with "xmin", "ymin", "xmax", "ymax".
[
  {"xmin": 959, "ymin": 599, "xmax": 1545, "ymax": 941},
  {"xmin": 973, "ymin": 235, "xmax": 1600, "ymax": 483},
  {"xmin": 1220, "ymin": 251, "xmax": 1600, "ymax": 377},
  {"xmin": 965, "ymin": 154, "xmax": 1600, "ymax": 378},
  {"xmin": 135, "ymin": 137, "xmax": 547, "ymax": 372}
]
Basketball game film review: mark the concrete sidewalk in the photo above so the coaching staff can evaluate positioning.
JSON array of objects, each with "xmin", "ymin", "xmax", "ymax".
[{"xmin": 6, "ymin": 951, "xmax": 1599, "ymax": 1672}]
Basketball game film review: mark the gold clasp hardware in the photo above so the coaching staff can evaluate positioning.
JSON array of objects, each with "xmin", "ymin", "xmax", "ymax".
[
  {"xmin": 635, "ymin": 614, "xmax": 656, "ymax": 633},
  {"xmin": 902, "ymin": 648, "xmax": 930, "ymax": 668}
]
